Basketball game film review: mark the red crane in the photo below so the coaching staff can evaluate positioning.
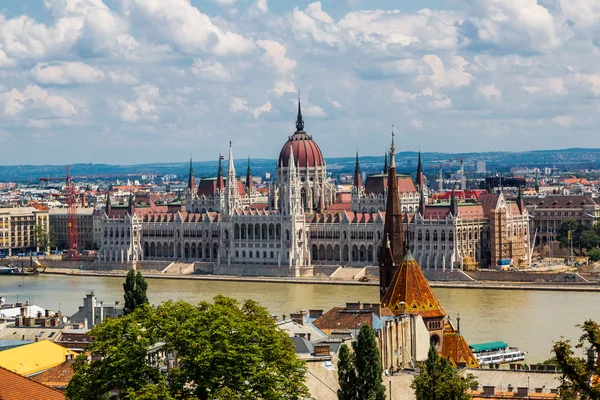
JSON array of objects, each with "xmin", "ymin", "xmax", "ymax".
[{"xmin": 66, "ymin": 166, "xmax": 78, "ymax": 261}]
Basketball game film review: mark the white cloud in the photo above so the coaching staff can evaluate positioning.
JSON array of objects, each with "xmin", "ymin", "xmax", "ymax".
[
  {"xmin": 552, "ymin": 116, "xmax": 572, "ymax": 127},
  {"xmin": 479, "ymin": 84, "xmax": 502, "ymax": 100},
  {"xmin": 257, "ymin": 40, "xmax": 296, "ymax": 73},
  {"xmin": 122, "ymin": 0, "xmax": 254, "ymax": 56},
  {"xmin": 0, "ymin": 85, "xmax": 78, "ymax": 118},
  {"xmin": 191, "ymin": 59, "xmax": 231, "ymax": 82},
  {"xmin": 271, "ymin": 81, "xmax": 296, "ymax": 97},
  {"xmin": 116, "ymin": 84, "xmax": 160, "ymax": 122},
  {"xmin": 255, "ymin": 0, "xmax": 268, "ymax": 13},
  {"xmin": 31, "ymin": 61, "xmax": 105, "ymax": 85},
  {"xmin": 230, "ymin": 97, "xmax": 272, "ymax": 119}
]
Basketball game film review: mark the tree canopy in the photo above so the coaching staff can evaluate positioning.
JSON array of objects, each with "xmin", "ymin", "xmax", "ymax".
[
  {"xmin": 123, "ymin": 269, "xmax": 148, "ymax": 315},
  {"xmin": 556, "ymin": 220, "xmax": 600, "ymax": 253},
  {"xmin": 411, "ymin": 345, "xmax": 477, "ymax": 400},
  {"xmin": 336, "ymin": 324, "xmax": 386, "ymax": 400},
  {"xmin": 553, "ymin": 319, "xmax": 600, "ymax": 399},
  {"xmin": 34, "ymin": 223, "xmax": 49, "ymax": 250},
  {"xmin": 66, "ymin": 295, "xmax": 308, "ymax": 400}
]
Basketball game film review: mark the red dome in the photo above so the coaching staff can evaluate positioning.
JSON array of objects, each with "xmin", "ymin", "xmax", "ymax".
[{"xmin": 278, "ymin": 132, "xmax": 325, "ymax": 168}]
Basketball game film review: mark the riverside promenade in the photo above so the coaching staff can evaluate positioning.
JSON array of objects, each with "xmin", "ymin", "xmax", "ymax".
[{"xmin": 42, "ymin": 268, "xmax": 600, "ymax": 292}]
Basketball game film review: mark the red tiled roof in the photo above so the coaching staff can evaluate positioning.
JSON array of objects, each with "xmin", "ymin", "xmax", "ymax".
[
  {"xmin": 313, "ymin": 306, "xmax": 374, "ymax": 334},
  {"xmin": 478, "ymin": 193, "xmax": 500, "ymax": 217},
  {"xmin": 29, "ymin": 361, "xmax": 74, "ymax": 390},
  {"xmin": 442, "ymin": 322, "xmax": 479, "ymax": 368},
  {"xmin": 0, "ymin": 366, "xmax": 65, "ymax": 400},
  {"xmin": 278, "ymin": 132, "xmax": 325, "ymax": 168},
  {"xmin": 381, "ymin": 251, "xmax": 446, "ymax": 319}
]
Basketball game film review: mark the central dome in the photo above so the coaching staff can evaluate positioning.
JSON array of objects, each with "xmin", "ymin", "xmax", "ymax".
[{"xmin": 278, "ymin": 101, "xmax": 325, "ymax": 168}]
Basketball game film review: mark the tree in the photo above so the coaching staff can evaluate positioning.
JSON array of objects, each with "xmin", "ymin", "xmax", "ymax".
[
  {"xmin": 336, "ymin": 325, "xmax": 385, "ymax": 400},
  {"xmin": 580, "ymin": 230, "xmax": 600, "ymax": 251},
  {"xmin": 411, "ymin": 345, "xmax": 477, "ymax": 400},
  {"xmin": 123, "ymin": 269, "xmax": 149, "ymax": 315},
  {"xmin": 553, "ymin": 319, "xmax": 600, "ymax": 399},
  {"xmin": 337, "ymin": 344, "xmax": 357, "ymax": 400},
  {"xmin": 33, "ymin": 223, "xmax": 49, "ymax": 251},
  {"xmin": 66, "ymin": 296, "xmax": 309, "ymax": 400},
  {"xmin": 588, "ymin": 248, "xmax": 600, "ymax": 262},
  {"xmin": 354, "ymin": 325, "xmax": 386, "ymax": 400},
  {"xmin": 557, "ymin": 220, "xmax": 579, "ymax": 249}
]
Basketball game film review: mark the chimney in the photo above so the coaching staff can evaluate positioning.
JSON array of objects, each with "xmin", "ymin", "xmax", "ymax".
[
  {"xmin": 35, "ymin": 335, "xmax": 39, "ymax": 342},
  {"xmin": 25, "ymin": 317, "xmax": 35, "ymax": 326},
  {"xmin": 21, "ymin": 334, "xmax": 25, "ymax": 341},
  {"xmin": 535, "ymin": 388, "xmax": 543, "ymax": 394},
  {"xmin": 345, "ymin": 302, "xmax": 361, "ymax": 311},
  {"xmin": 483, "ymin": 386, "xmax": 495, "ymax": 396},
  {"xmin": 37, "ymin": 311, "xmax": 42, "ymax": 318},
  {"xmin": 45, "ymin": 309, "xmax": 51, "ymax": 318},
  {"xmin": 40, "ymin": 318, "xmax": 48, "ymax": 327},
  {"xmin": 14, "ymin": 317, "xmax": 21, "ymax": 327},
  {"xmin": 507, "ymin": 384, "xmax": 514, "ymax": 393},
  {"xmin": 309, "ymin": 309, "xmax": 323, "ymax": 319},
  {"xmin": 282, "ymin": 314, "xmax": 286, "ymax": 321},
  {"xmin": 371, "ymin": 303, "xmax": 381, "ymax": 317},
  {"xmin": 307, "ymin": 333, "xmax": 311, "ymax": 341},
  {"xmin": 516, "ymin": 387, "xmax": 529, "ymax": 397},
  {"xmin": 290, "ymin": 313, "xmax": 304, "ymax": 326},
  {"xmin": 20, "ymin": 306, "xmax": 28, "ymax": 317}
]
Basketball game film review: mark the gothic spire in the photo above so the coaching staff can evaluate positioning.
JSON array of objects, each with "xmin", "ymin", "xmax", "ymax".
[
  {"xmin": 187, "ymin": 157, "xmax": 195, "ymax": 192},
  {"xmin": 517, "ymin": 185, "xmax": 524, "ymax": 214},
  {"xmin": 105, "ymin": 192, "xmax": 112, "ymax": 215},
  {"xmin": 535, "ymin": 170, "xmax": 540, "ymax": 194},
  {"xmin": 353, "ymin": 151, "xmax": 363, "ymax": 189},
  {"xmin": 383, "ymin": 149, "xmax": 389, "ymax": 174},
  {"xmin": 128, "ymin": 191, "xmax": 135, "ymax": 216},
  {"xmin": 416, "ymin": 149, "xmax": 425, "ymax": 190},
  {"xmin": 295, "ymin": 96, "xmax": 304, "ymax": 132},
  {"xmin": 418, "ymin": 185, "xmax": 426, "ymax": 217},
  {"xmin": 449, "ymin": 185, "xmax": 458, "ymax": 217},
  {"xmin": 246, "ymin": 157, "xmax": 253, "ymax": 192},
  {"xmin": 379, "ymin": 127, "xmax": 405, "ymax": 300},
  {"xmin": 216, "ymin": 153, "xmax": 225, "ymax": 190}
]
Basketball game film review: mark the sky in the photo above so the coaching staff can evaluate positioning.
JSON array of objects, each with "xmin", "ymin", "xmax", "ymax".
[{"xmin": 0, "ymin": 0, "xmax": 599, "ymax": 165}]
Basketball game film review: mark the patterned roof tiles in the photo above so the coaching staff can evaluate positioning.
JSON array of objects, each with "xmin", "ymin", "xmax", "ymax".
[
  {"xmin": 380, "ymin": 251, "xmax": 446, "ymax": 319},
  {"xmin": 442, "ymin": 321, "xmax": 479, "ymax": 368},
  {"xmin": 0, "ymin": 367, "xmax": 65, "ymax": 400}
]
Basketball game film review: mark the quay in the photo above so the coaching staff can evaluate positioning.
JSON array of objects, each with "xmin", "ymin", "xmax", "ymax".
[{"xmin": 41, "ymin": 268, "xmax": 600, "ymax": 292}]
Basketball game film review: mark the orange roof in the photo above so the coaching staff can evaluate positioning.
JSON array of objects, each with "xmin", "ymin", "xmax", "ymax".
[
  {"xmin": 442, "ymin": 321, "xmax": 479, "ymax": 368},
  {"xmin": 380, "ymin": 251, "xmax": 445, "ymax": 318},
  {"xmin": 29, "ymin": 361, "xmax": 74, "ymax": 390},
  {"xmin": 0, "ymin": 367, "xmax": 65, "ymax": 400}
]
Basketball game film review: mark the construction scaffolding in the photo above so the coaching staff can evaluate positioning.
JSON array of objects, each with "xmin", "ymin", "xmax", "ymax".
[
  {"xmin": 66, "ymin": 166, "xmax": 78, "ymax": 261},
  {"xmin": 490, "ymin": 208, "xmax": 527, "ymax": 268}
]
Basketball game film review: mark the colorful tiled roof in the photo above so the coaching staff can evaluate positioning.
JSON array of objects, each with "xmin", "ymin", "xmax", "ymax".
[
  {"xmin": 364, "ymin": 174, "xmax": 417, "ymax": 195},
  {"xmin": 380, "ymin": 251, "xmax": 446, "ymax": 318},
  {"xmin": 0, "ymin": 341, "xmax": 77, "ymax": 376},
  {"xmin": 29, "ymin": 360, "xmax": 74, "ymax": 390},
  {"xmin": 442, "ymin": 321, "xmax": 479, "ymax": 368},
  {"xmin": 0, "ymin": 367, "xmax": 65, "ymax": 400}
]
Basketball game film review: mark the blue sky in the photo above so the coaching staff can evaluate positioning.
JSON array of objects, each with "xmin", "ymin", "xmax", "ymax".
[{"xmin": 0, "ymin": 0, "xmax": 599, "ymax": 164}]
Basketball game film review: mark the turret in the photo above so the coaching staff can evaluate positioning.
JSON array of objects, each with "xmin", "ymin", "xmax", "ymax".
[
  {"xmin": 418, "ymin": 186, "xmax": 426, "ymax": 217},
  {"xmin": 246, "ymin": 158, "xmax": 253, "ymax": 193},
  {"xmin": 516, "ymin": 185, "xmax": 524, "ymax": 214},
  {"xmin": 225, "ymin": 142, "xmax": 239, "ymax": 215},
  {"xmin": 216, "ymin": 154, "xmax": 225, "ymax": 191},
  {"xmin": 415, "ymin": 150, "xmax": 425, "ymax": 191},
  {"xmin": 383, "ymin": 149, "xmax": 389, "ymax": 174},
  {"xmin": 296, "ymin": 98, "xmax": 304, "ymax": 132},
  {"xmin": 105, "ymin": 192, "xmax": 112, "ymax": 216},
  {"xmin": 449, "ymin": 186, "xmax": 458, "ymax": 217},
  {"xmin": 127, "ymin": 191, "xmax": 135, "ymax": 217},
  {"xmin": 535, "ymin": 170, "xmax": 540, "ymax": 194}
]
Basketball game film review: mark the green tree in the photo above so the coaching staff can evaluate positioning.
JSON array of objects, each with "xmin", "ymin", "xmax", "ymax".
[
  {"xmin": 337, "ymin": 344, "xmax": 357, "ymax": 400},
  {"xmin": 66, "ymin": 296, "xmax": 308, "ymax": 400},
  {"xmin": 588, "ymin": 248, "xmax": 600, "ymax": 262},
  {"xmin": 411, "ymin": 345, "xmax": 477, "ymax": 400},
  {"xmin": 580, "ymin": 230, "xmax": 600, "ymax": 251},
  {"xmin": 123, "ymin": 269, "xmax": 149, "ymax": 315},
  {"xmin": 33, "ymin": 223, "xmax": 50, "ymax": 251},
  {"xmin": 353, "ymin": 325, "xmax": 386, "ymax": 400},
  {"xmin": 553, "ymin": 320, "xmax": 600, "ymax": 399},
  {"xmin": 557, "ymin": 220, "xmax": 579, "ymax": 249}
]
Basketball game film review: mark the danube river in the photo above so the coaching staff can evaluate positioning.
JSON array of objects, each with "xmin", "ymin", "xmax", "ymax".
[{"xmin": 1, "ymin": 274, "xmax": 599, "ymax": 363}]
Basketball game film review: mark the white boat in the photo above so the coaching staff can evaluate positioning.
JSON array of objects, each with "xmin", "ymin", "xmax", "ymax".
[{"xmin": 469, "ymin": 341, "xmax": 527, "ymax": 365}]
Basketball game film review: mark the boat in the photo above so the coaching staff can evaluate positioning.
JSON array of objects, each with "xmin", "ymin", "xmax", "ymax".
[
  {"xmin": 0, "ymin": 266, "xmax": 25, "ymax": 275},
  {"xmin": 469, "ymin": 341, "xmax": 528, "ymax": 365}
]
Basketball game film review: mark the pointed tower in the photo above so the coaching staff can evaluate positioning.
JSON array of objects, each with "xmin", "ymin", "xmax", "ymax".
[
  {"xmin": 383, "ymin": 149, "xmax": 389, "ymax": 174},
  {"xmin": 418, "ymin": 186, "xmax": 426, "ymax": 217},
  {"xmin": 449, "ymin": 186, "xmax": 458, "ymax": 217},
  {"xmin": 225, "ymin": 142, "xmax": 239, "ymax": 215},
  {"xmin": 187, "ymin": 158, "xmax": 196, "ymax": 193},
  {"xmin": 535, "ymin": 170, "xmax": 540, "ymax": 194},
  {"xmin": 378, "ymin": 131, "xmax": 405, "ymax": 299},
  {"xmin": 353, "ymin": 151, "xmax": 363, "ymax": 190},
  {"xmin": 216, "ymin": 154, "xmax": 225, "ymax": 192},
  {"xmin": 516, "ymin": 185, "xmax": 524, "ymax": 214},
  {"xmin": 296, "ymin": 97, "xmax": 304, "ymax": 132},
  {"xmin": 246, "ymin": 157, "xmax": 253, "ymax": 193},
  {"xmin": 127, "ymin": 191, "xmax": 135, "ymax": 216},
  {"xmin": 415, "ymin": 150, "xmax": 425, "ymax": 191}
]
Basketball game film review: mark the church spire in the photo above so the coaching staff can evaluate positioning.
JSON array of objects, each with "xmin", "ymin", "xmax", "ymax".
[
  {"xmin": 295, "ymin": 95, "xmax": 304, "ymax": 132},
  {"xmin": 246, "ymin": 157, "xmax": 253, "ymax": 192},
  {"xmin": 449, "ymin": 185, "xmax": 458, "ymax": 217},
  {"xmin": 378, "ymin": 126, "xmax": 405, "ymax": 300},
  {"xmin": 517, "ymin": 185, "xmax": 524, "ymax": 214},
  {"xmin": 383, "ymin": 149, "xmax": 389, "ymax": 174},
  {"xmin": 105, "ymin": 192, "xmax": 112, "ymax": 215},
  {"xmin": 415, "ymin": 149, "xmax": 425, "ymax": 190},
  {"xmin": 127, "ymin": 191, "xmax": 135, "ymax": 216},
  {"xmin": 535, "ymin": 170, "xmax": 540, "ymax": 193},
  {"xmin": 187, "ymin": 157, "xmax": 195, "ymax": 192},
  {"xmin": 353, "ymin": 151, "xmax": 362, "ymax": 189},
  {"xmin": 418, "ymin": 185, "xmax": 426, "ymax": 217},
  {"xmin": 216, "ymin": 154, "xmax": 225, "ymax": 191}
]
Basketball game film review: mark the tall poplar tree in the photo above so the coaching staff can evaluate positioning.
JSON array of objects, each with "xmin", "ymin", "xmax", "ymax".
[
  {"xmin": 123, "ymin": 269, "xmax": 148, "ymax": 315},
  {"xmin": 337, "ymin": 325, "xmax": 385, "ymax": 400}
]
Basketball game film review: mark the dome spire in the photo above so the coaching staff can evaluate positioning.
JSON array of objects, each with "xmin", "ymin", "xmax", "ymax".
[{"xmin": 296, "ymin": 91, "xmax": 304, "ymax": 132}]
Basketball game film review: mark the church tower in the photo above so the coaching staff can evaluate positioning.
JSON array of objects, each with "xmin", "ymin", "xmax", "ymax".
[
  {"xmin": 378, "ymin": 131, "xmax": 405, "ymax": 299},
  {"xmin": 225, "ymin": 143, "xmax": 240, "ymax": 215},
  {"xmin": 187, "ymin": 158, "xmax": 196, "ymax": 199},
  {"xmin": 415, "ymin": 150, "xmax": 425, "ymax": 192}
]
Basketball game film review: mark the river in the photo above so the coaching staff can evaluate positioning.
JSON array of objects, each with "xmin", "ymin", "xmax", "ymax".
[{"xmin": 1, "ymin": 274, "xmax": 598, "ymax": 363}]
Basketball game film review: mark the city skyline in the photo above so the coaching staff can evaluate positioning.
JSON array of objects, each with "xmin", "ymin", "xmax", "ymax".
[{"xmin": 0, "ymin": 0, "xmax": 599, "ymax": 164}]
